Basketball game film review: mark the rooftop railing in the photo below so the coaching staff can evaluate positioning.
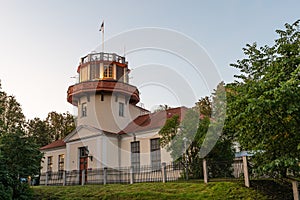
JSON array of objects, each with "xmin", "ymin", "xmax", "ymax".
[{"xmin": 81, "ymin": 52, "xmax": 126, "ymax": 64}]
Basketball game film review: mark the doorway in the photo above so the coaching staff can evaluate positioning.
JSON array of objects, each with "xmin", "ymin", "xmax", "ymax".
[{"xmin": 79, "ymin": 147, "xmax": 88, "ymax": 184}]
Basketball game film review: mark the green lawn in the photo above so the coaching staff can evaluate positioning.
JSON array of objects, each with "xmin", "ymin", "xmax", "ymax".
[{"xmin": 33, "ymin": 182, "xmax": 268, "ymax": 200}]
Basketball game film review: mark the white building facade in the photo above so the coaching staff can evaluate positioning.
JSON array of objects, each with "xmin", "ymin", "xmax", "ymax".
[{"xmin": 40, "ymin": 52, "xmax": 187, "ymax": 179}]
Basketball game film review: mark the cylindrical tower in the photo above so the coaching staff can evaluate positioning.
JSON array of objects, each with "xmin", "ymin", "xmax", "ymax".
[{"xmin": 67, "ymin": 52, "xmax": 142, "ymax": 132}]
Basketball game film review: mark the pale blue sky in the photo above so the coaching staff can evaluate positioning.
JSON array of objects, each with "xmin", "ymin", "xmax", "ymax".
[{"xmin": 0, "ymin": 0, "xmax": 299, "ymax": 119}]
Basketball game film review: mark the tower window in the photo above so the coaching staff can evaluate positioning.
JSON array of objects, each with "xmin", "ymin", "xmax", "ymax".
[
  {"xmin": 80, "ymin": 66, "xmax": 88, "ymax": 82},
  {"xmin": 81, "ymin": 103, "xmax": 87, "ymax": 117},
  {"xmin": 90, "ymin": 63, "xmax": 100, "ymax": 80},
  {"xmin": 104, "ymin": 65, "xmax": 113, "ymax": 78},
  {"xmin": 119, "ymin": 102, "xmax": 124, "ymax": 117}
]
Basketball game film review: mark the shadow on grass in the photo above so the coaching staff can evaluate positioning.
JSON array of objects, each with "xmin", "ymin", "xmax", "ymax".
[{"xmin": 250, "ymin": 179, "xmax": 293, "ymax": 200}]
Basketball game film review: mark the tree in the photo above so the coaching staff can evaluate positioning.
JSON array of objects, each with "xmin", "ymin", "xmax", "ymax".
[
  {"xmin": 195, "ymin": 96, "xmax": 212, "ymax": 117},
  {"xmin": 45, "ymin": 111, "xmax": 76, "ymax": 141},
  {"xmin": 0, "ymin": 89, "xmax": 25, "ymax": 136},
  {"xmin": 159, "ymin": 83, "xmax": 234, "ymax": 179},
  {"xmin": 0, "ymin": 81, "xmax": 42, "ymax": 199},
  {"xmin": 153, "ymin": 104, "xmax": 172, "ymax": 112},
  {"xmin": 227, "ymin": 20, "xmax": 300, "ymax": 177},
  {"xmin": 159, "ymin": 114, "xmax": 180, "ymax": 147},
  {"xmin": 26, "ymin": 117, "xmax": 52, "ymax": 148},
  {"xmin": 26, "ymin": 112, "xmax": 76, "ymax": 148}
]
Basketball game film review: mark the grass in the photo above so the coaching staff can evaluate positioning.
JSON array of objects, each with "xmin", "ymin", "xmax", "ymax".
[{"xmin": 32, "ymin": 181, "xmax": 269, "ymax": 200}]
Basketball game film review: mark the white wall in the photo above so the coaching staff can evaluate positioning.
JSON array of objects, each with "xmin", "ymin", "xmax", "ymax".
[
  {"xmin": 77, "ymin": 94, "xmax": 142, "ymax": 133},
  {"xmin": 41, "ymin": 148, "xmax": 66, "ymax": 173},
  {"xmin": 120, "ymin": 130, "xmax": 173, "ymax": 167}
]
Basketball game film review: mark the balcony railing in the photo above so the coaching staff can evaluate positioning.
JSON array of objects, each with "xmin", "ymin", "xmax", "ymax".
[
  {"xmin": 81, "ymin": 52, "xmax": 126, "ymax": 64},
  {"xmin": 67, "ymin": 80, "xmax": 140, "ymax": 105}
]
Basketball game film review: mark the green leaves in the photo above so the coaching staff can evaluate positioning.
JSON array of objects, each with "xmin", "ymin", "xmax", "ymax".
[
  {"xmin": 158, "ymin": 114, "xmax": 180, "ymax": 148},
  {"xmin": 227, "ymin": 19, "xmax": 300, "ymax": 177},
  {"xmin": 0, "ymin": 81, "xmax": 43, "ymax": 198},
  {"xmin": 27, "ymin": 112, "xmax": 76, "ymax": 147}
]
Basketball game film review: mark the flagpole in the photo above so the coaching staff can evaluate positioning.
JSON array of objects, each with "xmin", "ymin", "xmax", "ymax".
[
  {"xmin": 102, "ymin": 26, "xmax": 104, "ymax": 52},
  {"xmin": 100, "ymin": 21, "xmax": 104, "ymax": 53}
]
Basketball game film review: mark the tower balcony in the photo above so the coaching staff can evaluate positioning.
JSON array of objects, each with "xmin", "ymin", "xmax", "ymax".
[
  {"xmin": 77, "ymin": 52, "xmax": 129, "ymax": 84},
  {"xmin": 67, "ymin": 80, "xmax": 140, "ymax": 106},
  {"xmin": 80, "ymin": 52, "xmax": 127, "ymax": 66}
]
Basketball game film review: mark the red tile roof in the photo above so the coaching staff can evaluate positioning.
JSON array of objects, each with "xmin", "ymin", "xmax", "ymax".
[
  {"xmin": 40, "ymin": 139, "xmax": 66, "ymax": 150},
  {"xmin": 119, "ymin": 106, "xmax": 188, "ymax": 134}
]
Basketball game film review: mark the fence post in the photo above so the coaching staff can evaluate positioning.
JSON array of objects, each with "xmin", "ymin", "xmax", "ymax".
[
  {"xmin": 203, "ymin": 159, "xmax": 208, "ymax": 184},
  {"xmin": 63, "ymin": 170, "xmax": 66, "ymax": 186},
  {"xmin": 162, "ymin": 162, "xmax": 167, "ymax": 183},
  {"xmin": 103, "ymin": 167, "xmax": 107, "ymax": 185},
  {"xmin": 81, "ymin": 170, "xmax": 85, "ymax": 186},
  {"xmin": 45, "ymin": 172, "xmax": 48, "ymax": 186},
  {"xmin": 28, "ymin": 176, "xmax": 31, "ymax": 186},
  {"xmin": 130, "ymin": 166, "xmax": 134, "ymax": 184},
  {"xmin": 242, "ymin": 156, "xmax": 250, "ymax": 187},
  {"xmin": 292, "ymin": 180, "xmax": 299, "ymax": 200},
  {"xmin": 77, "ymin": 170, "xmax": 80, "ymax": 185}
]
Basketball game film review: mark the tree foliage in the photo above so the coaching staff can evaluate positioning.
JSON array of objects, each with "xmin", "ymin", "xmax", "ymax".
[
  {"xmin": 159, "ymin": 114, "xmax": 180, "ymax": 148},
  {"xmin": 26, "ymin": 111, "xmax": 75, "ymax": 147},
  {"xmin": 227, "ymin": 20, "xmax": 300, "ymax": 177},
  {"xmin": 153, "ymin": 104, "xmax": 172, "ymax": 113},
  {"xmin": 0, "ymin": 92, "xmax": 25, "ymax": 136},
  {"xmin": 159, "ymin": 82, "xmax": 234, "ymax": 179},
  {"xmin": 46, "ymin": 111, "xmax": 76, "ymax": 141},
  {"xmin": 0, "ymin": 82, "xmax": 41, "ymax": 199}
]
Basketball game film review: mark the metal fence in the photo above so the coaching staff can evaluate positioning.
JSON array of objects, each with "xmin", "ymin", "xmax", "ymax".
[
  {"xmin": 39, "ymin": 160, "xmax": 246, "ymax": 186},
  {"xmin": 40, "ymin": 162, "xmax": 185, "ymax": 186},
  {"xmin": 38, "ymin": 157, "xmax": 299, "ymax": 200},
  {"xmin": 39, "ymin": 159, "xmax": 248, "ymax": 186}
]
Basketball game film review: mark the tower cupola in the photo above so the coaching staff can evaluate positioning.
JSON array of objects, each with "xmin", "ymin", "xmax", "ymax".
[
  {"xmin": 67, "ymin": 52, "xmax": 143, "ymax": 132},
  {"xmin": 67, "ymin": 52, "xmax": 140, "ymax": 106}
]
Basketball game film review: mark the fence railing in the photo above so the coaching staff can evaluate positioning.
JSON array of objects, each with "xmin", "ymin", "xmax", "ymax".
[
  {"xmin": 40, "ymin": 162, "xmax": 186, "ymax": 186},
  {"xmin": 40, "ymin": 159, "xmax": 245, "ymax": 186},
  {"xmin": 39, "ymin": 157, "xmax": 299, "ymax": 200}
]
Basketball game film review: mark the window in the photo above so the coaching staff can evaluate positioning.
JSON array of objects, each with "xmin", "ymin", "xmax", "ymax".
[
  {"xmin": 119, "ymin": 102, "xmax": 124, "ymax": 117},
  {"xmin": 103, "ymin": 65, "xmax": 113, "ymax": 78},
  {"xmin": 150, "ymin": 138, "xmax": 161, "ymax": 170},
  {"xmin": 47, "ymin": 156, "xmax": 53, "ymax": 172},
  {"xmin": 58, "ymin": 154, "xmax": 64, "ymax": 179},
  {"xmin": 80, "ymin": 66, "xmax": 88, "ymax": 82},
  {"xmin": 116, "ymin": 66, "xmax": 124, "ymax": 81},
  {"xmin": 90, "ymin": 63, "xmax": 100, "ymax": 80},
  {"xmin": 81, "ymin": 103, "xmax": 87, "ymax": 117},
  {"xmin": 79, "ymin": 147, "xmax": 88, "ymax": 157},
  {"xmin": 58, "ymin": 154, "xmax": 64, "ymax": 170},
  {"xmin": 131, "ymin": 141, "xmax": 140, "ymax": 172}
]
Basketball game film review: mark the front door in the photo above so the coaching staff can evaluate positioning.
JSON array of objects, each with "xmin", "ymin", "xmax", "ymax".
[{"xmin": 79, "ymin": 147, "xmax": 88, "ymax": 184}]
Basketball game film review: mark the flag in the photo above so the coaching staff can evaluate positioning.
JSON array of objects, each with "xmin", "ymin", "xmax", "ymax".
[{"xmin": 99, "ymin": 21, "xmax": 104, "ymax": 32}]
